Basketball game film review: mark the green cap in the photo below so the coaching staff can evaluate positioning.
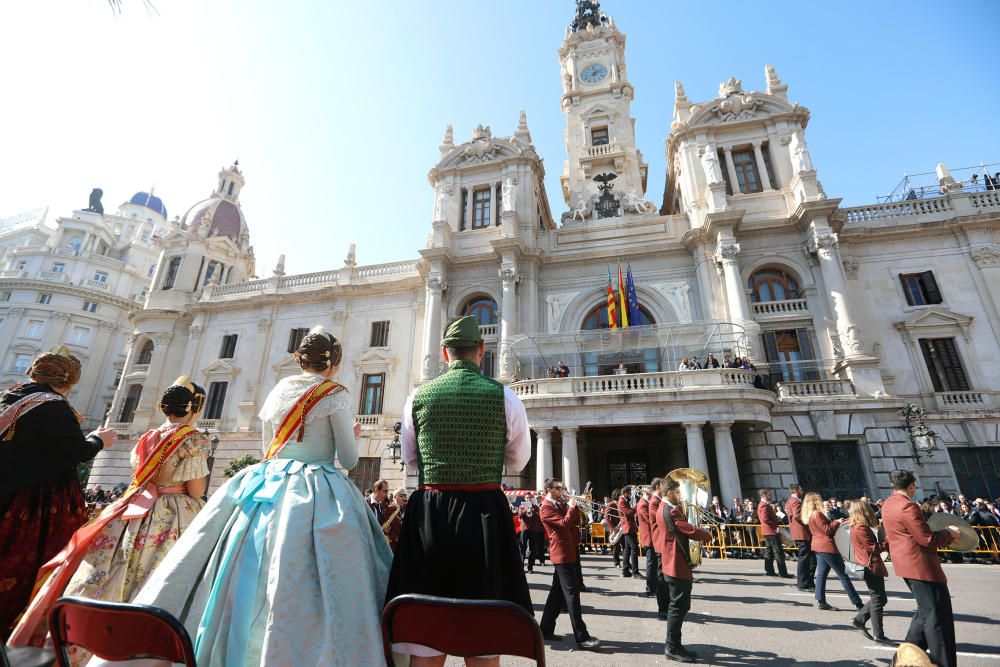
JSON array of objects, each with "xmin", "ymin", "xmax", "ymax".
[{"xmin": 441, "ymin": 315, "xmax": 483, "ymax": 347}]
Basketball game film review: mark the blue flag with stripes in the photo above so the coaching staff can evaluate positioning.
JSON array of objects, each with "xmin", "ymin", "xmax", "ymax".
[{"xmin": 625, "ymin": 263, "xmax": 641, "ymax": 325}]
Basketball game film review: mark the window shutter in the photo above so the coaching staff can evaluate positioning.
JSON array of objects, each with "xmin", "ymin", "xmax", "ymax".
[
  {"xmin": 936, "ymin": 338, "xmax": 970, "ymax": 391},
  {"xmin": 919, "ymin": 339, "xmax": 945, "ymax": 392},
  {"xmin": 898, "ymin": 274, "xmax": 915, "ymax": 306},
  {"xmin": 921, "ymin": 271, "xmax": 942, "ymax": 304}
]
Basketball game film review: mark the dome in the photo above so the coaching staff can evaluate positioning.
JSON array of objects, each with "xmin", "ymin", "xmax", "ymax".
[
  {"xmin": 129, "ymin": 191, "xmax": 168, "ymax": 219},
  {"xmin": 180, "ymin": 196, "xmax": 248, "ymax": 243}
]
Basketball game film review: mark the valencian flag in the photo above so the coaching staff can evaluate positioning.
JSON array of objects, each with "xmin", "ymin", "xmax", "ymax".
[
  {"xmin": 618, "ymin": 264, "xmax": 629, "ymax": 328},
  {"xmin": 625, "ymin": 262, "xmax": 641, "ymax": 325},
  {"xmin": 606, "ymin": 266, "xmax": 618, "ymax": 329}
]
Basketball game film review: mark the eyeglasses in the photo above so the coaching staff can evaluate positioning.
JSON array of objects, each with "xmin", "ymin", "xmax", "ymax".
[{"xmin": 552, "ymin": 485, "xmax": 564, "ymax": 491}]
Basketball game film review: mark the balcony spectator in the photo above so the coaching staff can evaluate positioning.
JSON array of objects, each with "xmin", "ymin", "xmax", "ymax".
[
  {"xmin": 678, "ymin": 357, "xmax": 693, "ymax": 371},
  {"xmin": 557, "ymin": 361, "xmax": 570, "ymax": 378},
  {"xmin": 704, "ymin": 353, "xmax": 720, "ymax": 369},
  {"xmin": 546, "ymin": 366, "xmax": 557, "ymax": 378}
]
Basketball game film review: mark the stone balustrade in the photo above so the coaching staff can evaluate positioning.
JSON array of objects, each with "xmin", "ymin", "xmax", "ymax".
[
  {"xmin": 106, "ymin": 421, "xmax": 134, "ymax": 436},
  {"xmin": 197, "ymin": 419, "xmax": 220, "ymax": 431},
  {"xmin": 82, "ymin": 252, "xmax": 126, "ymax": 271},
  {"xmin": 353, "ymin": 261, "xmax": 420, "ymax": 280},
  {"xmin": 277, "ymin": 270, "xmax": 340, "ymax": 289},
  {"xmin": 355, "ymin": 414, "xmax": 382, "ymax": 429},
  {"xmin": 586, "ymin": 141, "xmax": 621, "ymax": 158},
  {"xmin": 776, "ymin": 379, "xmax": 855, "ymax": 400},
  {"xmin": 841, "ymin": 196, "xmax": 953, "ymax": 223},
  {"xmin": 202, "ymin": 261, "xmax": 419, "ymax": 301},
  {"xmin": 83, "ymin": 278, "xmax": 110, "ymax": 291},
  {"xmin": 971, "ymin": 191, "xmax": 1000, "ymax": 209},
  {"xmin": 479, "ymin": 323, "xmax": 498, "ymax": 337},
  {"xmin": 751, "ymin": 298, "xmax": 809, "ymax": 318},
  {"xmin": 131, "ymin": 363, "xmax": 149, "ymax": 374},
  {"xmin": 934, "ymin": 391, "xmax": 994, "ymax": 410},
  {"xmin": 38, "ymin": 270, "xmax": 68, "ymax": 283},
  {"xmin": 0, "ymin": 269, "xmax": 26, "ymax": 278},
  {"xmin": 511, "ymin": 368, "xmax": 763, "ymax": 400}
]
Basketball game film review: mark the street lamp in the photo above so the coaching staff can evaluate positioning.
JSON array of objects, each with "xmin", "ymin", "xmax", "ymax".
[
  {"xmin": 386, "ymin": 421, "xmax": 403, "ymax": 469},
  {"xmin": 900, "ymin": 402, "xmax": 939, "ymax": 464}
]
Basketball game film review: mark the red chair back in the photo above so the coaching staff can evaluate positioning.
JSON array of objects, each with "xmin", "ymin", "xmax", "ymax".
[
  {"xmin": 382, "ymin": 594, "xmax": 545, "ymax": 666},
  {"xmin": 48, "ymin": 596, "xmax": 196, "ymax": 667}
]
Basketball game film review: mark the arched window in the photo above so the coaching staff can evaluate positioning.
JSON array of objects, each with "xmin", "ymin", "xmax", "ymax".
[
  {"xmin": 136, "ymin": 340, "xmax": 154, "ymax": 365},
  {"xmin": 462, "ymin": 296, "xmax": 498, "ymax": 326},
  {"xmin": 581, "ymin": 303, "xmax": 655, "ymax": 330},
  {"xmin": 748, "ymin": 268, "xmax": 800, "ymax": 303},
  {"xmin": 66, "ymin": 235, "xmax": 83, "ymax": 252}
]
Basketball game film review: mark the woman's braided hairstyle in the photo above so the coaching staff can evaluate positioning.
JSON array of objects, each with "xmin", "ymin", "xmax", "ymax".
[
  {"xmin": 28, "ymin": 350, "xmax": 82, "ymax": 387},
  {"xmin": 159, "ymin": 376, "xmax": 206, "ymax": 418},
  {"xmin": 295, "ymin": 327, "xmax": 342, "ymax": 372}
]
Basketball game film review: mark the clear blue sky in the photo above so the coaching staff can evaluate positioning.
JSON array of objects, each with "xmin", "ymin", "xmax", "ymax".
[{"xmin": 2, "ymin": 0, "xmax": 997, "ymax": 275}]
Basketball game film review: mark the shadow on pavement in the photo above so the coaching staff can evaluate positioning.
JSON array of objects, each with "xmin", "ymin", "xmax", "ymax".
[{"xmin": 685, "ymin": 645, "xmax": 880, "ymax": 666}]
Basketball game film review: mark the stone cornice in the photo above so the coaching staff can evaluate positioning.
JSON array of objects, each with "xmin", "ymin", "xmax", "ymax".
[
  {"xmin": 703, "ymin": 209, "xmax": 746, "ymax": 239},
  {"xmin": 666, "ymin": 108, "xmax": 811, "ymax": 158},
  {"xmin": 0, "ymin": 278, "xmax": 141, "ymax": 310},
  {"xmin": 839, "ymin": 216, "xmax": 999, "ymax": 245},
  {"xmin": 187, "ymin": 277, "xmax": 424, "ymax": 314},
  {"xmin": 789, "ymin": 198, "xmax": 843, "ymax": 231}
]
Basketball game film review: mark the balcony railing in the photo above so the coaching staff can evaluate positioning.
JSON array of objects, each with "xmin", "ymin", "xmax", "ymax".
[
  {"xmin": 130, "ymin": 363, "xmax": 149, "ymax": 374},
  {"xmin": 776, "ymin": 380, "xmax": 855, "ymax": 401},
  {"xmin": 751, "ymin": 299, "xmax": 809, "ymax": 319},
  {"xmin": 0, "ymin": 269, "xmax": 26, "ymax": 278},
  {"xmin": 510, "ymin": 368, "xmax": 766, "ymax": 400},
  {"xmin": 585, "ymin": 141, "xmax": 622, "ymax": 158},
  {"xmin": 38, "ymin": 271, "xmax": 68, "ymax": 283},
  {"xmin": 934, "ymin": 391, "xmax": 994, "ymax": 410},
  {"xmin": 479, "ymin": 323, "xmax": 498, "ymax": 337},
  {"xmin": 196, "ymin": 419, "xmax": 220, "ymax": 431},
  {"xmin": 83, "ymin": 278, "xmax": 110, "ymax": 291},
  {"xmin": 105, "ymin": 421, "xmax": 134, "ymax": 436}
]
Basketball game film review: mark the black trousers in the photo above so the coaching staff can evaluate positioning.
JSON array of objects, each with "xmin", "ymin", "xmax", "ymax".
[
  {"xmin": 519, "ymin": 531, "xmax": 545, "ymax": 570},
  {"xmin": 540, "ymin": 563, "xmax": 591, "ymax": 644},
  {"xmin": 795, "ymin": 540, "xmax": 816, "ymax": 588},
  {"xmin": 655, "ymin": 552, "xmax": 669, "ymax": 614},
  {"xmin": 904, "ymin": 578, "xmax": 956, "ymax": 667},
  {"xmin": 643, "ymin": 545, "xmax": 658, "ymax": 593},
  {"xmin": 855, "ymin": 570, "xmax": 887, "ymax": 638},
  {"xmin": 621, "ymin": 532, "xmax": 639, "ymax": 575},
  {"xmin": 611, "ymin": 537, "xmax": 622, "ymax": 565},
  {"xmin": 763, "ymin": 534, "xmax": 788, "ymax": 575},
  {"xmin": 663, "ymin": 575, "xmax": 693, "ymax": 652}
]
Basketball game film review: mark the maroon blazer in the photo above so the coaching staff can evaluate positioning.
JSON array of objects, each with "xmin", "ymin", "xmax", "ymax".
[
  {"xmin": 882, "ymin": 491, "xmax": 954, "ymax": 583},
  {"xmin": 384, "ymin": 503, "xmax": 403, "ymax": 553},
  {"xmin": 758, "ymin": 500, "xmax": 780, "ymax": 536},
  {"xmin": 786, "ymin": 494, "xmax": 811, "ymax": 542},
  {"xmin": 649, "ymin": 495, "xmax": 662, "ymax": 549},
  {"xmin": 851, "ymin": 524, "xmax": 889, "ymax": 577},
  {"xmin": 808, "ymin": 512, "xmax": 841, "ymax": 554},
  {"xmin": 518, "ymin": 504, "xmax": 544, "ymax": 533},
  {"xmin": 637, "ymin": 496, "xmax": 652, "ymax": 548},
  {"xmin": 655, "ymin": 502, "xmax": 711, "ymax": 581},
  {"xmin": 540, "ymin": 499, "xmax": 580, "ymax": 565},
  {"xmin": 602, "ymin": 502, "xmax": 619, "ymax": 527},
  {"xmin": 618, "ymin": 496, "xmax": 636, "ymax": 534}
]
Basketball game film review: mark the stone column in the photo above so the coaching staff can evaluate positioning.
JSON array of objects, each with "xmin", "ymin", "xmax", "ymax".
[
  {"xmin": 498, "ymin": 266, "xmax": 519, "ymax": 381},
  {"xmin": 133, "ymin": 332, "xmax": 173, "ymax": 430},
  {"xmin": 683, "ymin": 422, "xmax": 709, "ymax": 473},
  {"xmin": 107, "ymin": 332, "xmax": 136, "ymax": 422},
  {"xmin": 715, "ymin": 241, "xmax": 750, "ymax": 322},
  {"xmin": 561, "ymin": 426, "xmax": 580, "ymax": 493},
  {"xmin": 494, "ymin": 181, "xmax": 502, "ymax": 222},
  {"xmin": 420, "ymin": 275, "xmax": 446, "ymax": 381},
  {"xmin": 693, "ymin": 243, "xmax": 719, "ymax": 321},
  {"xmin": 464, "ymin": 186, "xmax": 474, "ymax": 230},
  {"xmin": 807, "ymin": 230, "xmax": 862, "ymax": 356},
  {"xmin": 723, "ymin": 147, "xmax": 739, "ymax": 194},
  {"xmin": 752, "ymin": 141, "xmax": 772, "ymax": 190},
  {"xmin": 712, "ymin": 421, "xmax": 742, "ymax": 504},
  {"xmin": 535, "ymin": 427, "xmax": 553, "ymax": 491}
]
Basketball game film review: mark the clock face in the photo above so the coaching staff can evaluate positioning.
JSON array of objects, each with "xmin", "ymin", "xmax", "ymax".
[{"xmin": 580, "ymin": 63, "xmax": 608, "ymax": 84}]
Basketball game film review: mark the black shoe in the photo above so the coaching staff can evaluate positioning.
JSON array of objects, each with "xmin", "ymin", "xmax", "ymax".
[
  {"xmin": 855, "ymin": 602, "xmax": 864, "ymax": 611},
  {"xmin": 679, "ymin": 646, "xmax": 700, "ymax": 660},
  {"xmin": 622, "ymin": 572, "xmax": 633, "ymax": 578},
  {"xmin": 852, "ymin": 619, "xmax": 873, "ymax": 641},
  {"xmin": 541, "ymin": 632, "xmax": 563, "ymax": 641},
  {"xmin": 796, "ymin": 586, "xmax": 812, "ymax": 591},
  {"xmin": 577, "ymin": 638, "xmax": 602, "ymax": 651},
  {"xmin": 872, "ymin": 635, "xmax": 896, "ymax": 647},
  {"xmin": 779, "ymin": 574, "xmax": 794, "ymax": 579},
  {"xmin": 657, "ymin": 612, "xmax": 670, "ymax": 620},
  {"xmin": 765, "ymin": 572, "xmax": 778, "ymax": 577},
  {"xmin": 664, "ymin": 649, "xmax": 695, "ymax": 663},
  {"xmin": 643, "ymin": 591, "xmax": 656, "ymax": 597},
  {"xmin": 816, "ymin": 601, "xmax": 835, "ymax": 610}
]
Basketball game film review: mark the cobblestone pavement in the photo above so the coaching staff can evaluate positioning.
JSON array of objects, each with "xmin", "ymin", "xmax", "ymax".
[{"xmin": 444, "ymin": 552, "xmax": 1000, "ymax": 666}]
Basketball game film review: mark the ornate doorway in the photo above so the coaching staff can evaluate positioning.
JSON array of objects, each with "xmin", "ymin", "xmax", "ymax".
[
  {"xmin": 607, "ymin": 449, "xmax": 649, "ymax": 490},
  {"xmin": 791, "ymin": 441, "xmax": 866, "ymax": 499}
]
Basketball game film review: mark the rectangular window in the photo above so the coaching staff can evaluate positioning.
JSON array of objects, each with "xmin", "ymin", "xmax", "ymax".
[
  {"xmin": 359, "ymin": 373, "xmax": 385, "ymax": 415},
  {"xmin": 25, "ymin": 320, "xmax": 43, "ymax": 338},
  {"xmin": 12, "ymin": 353, "xmax": 32, "ymax": 374},
  {"xmin": 70, "ymin": 326, "xmax": 90, "ymax": 346},
  {"xmin": 287, "ymin": 327, "xmax": 309, "ymax": 353},
  {"xmin": 899, "ymin": 271, "xmax": 942, "ymax": 306},
  {"xmin": 591, "ymin": 126, "xmax": 609, "ymax": 146},
  {"xmin": 94, "ymin": 271, "xmax": 108, "ymax": 283},
  {"xmin": 204, "ymin": 381, "xmax": 228, "ymax": 420},
  {"xmin": 38, "ymin": 293, "xmax": 52, "ymax": 304},
  {"xmin": 82, "ymin": 301, "xmax": 98, "ymax": 313},
  {"xmin": 460, "ymin": 189, "xmax": 467, "ymax": 232},
  {"xmin": 51, "ymin": 263, "xmax": 65, "ymax": 273},
  {"xmin": 0, "ymin": 291, "xmax": 10, "ymax": 301},
  {"xmin": 761, "ymin": 141, "xmax": 777, "ymax": 188},
  {"xmin": 219, "ymin": 334, "xmax": 238, "ymax": 359},
  {"xmin": 15, "ymin": 261, "xmax": 26, "ymax": 271},
  {"xmin": 762, "ymin": 328, "xmax": 819, "ymax": 384},
  {"xmin": 717, "ymin": 148, "xmax": 733, "ymax": 195},
  {"xmin": 348, "ymin": 457, "xmax": 381, "ymax": 492},
  {"xmin": 147, "ymin": 264, "xmax": 156, "ymax": 278},
  {"xmin": 472, "ymin": 189, "xmax": 491, "ymax": 229},
  {"xmin": 481, "ymin": 348, "xmax": 496, "ymax": 378},
  {"xmin": 118, "ymin": 384, "xmax": 142, "ymax": 422},
  {"xmin": 203, "ymin": 261, "xmax": 217, "ymax": 286},
  {"xmin": 732, "ymin": 148, "xmax": 763, "ymax": 193},
  {"xmin": 370, "ymin": 320, "xmax": 389, "ymax": 347},
  {"xmin": 162, "ymin": 256, "xmax": 182, "ymax": 290},
  {"xmin": 919, "ymin": 338, "xmax": 970, "ymax": 392}
]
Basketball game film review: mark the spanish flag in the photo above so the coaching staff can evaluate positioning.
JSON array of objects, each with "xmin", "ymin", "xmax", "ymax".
[
  {"xmin": 606, "ymin": 267, "xmax": 618, "ymax": 329},
  {"xmin": 618, "ymin": 264, "xmax": 629, "ymax": 328}
]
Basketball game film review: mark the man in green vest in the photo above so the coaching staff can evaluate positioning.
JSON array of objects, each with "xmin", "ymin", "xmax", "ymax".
[{"xmin": 385, "ymin": 315, "xmax": 532, "ymax": 667}]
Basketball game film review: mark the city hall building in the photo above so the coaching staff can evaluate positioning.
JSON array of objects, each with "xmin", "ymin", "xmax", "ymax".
[{"xmin": 79, "ymin": 2, "xmax": 998, "ymax": 502}]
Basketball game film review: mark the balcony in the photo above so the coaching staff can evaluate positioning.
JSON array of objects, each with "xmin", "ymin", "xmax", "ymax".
[
  {"xmin": 585, "ymin": 141, "xmax": 623, "ymax": 159},
  {"xmin": 751, "ymin": 299, "xmax": 809, "ymax": 320},
  {"xmin": 130, "ymin": 363, "xmax": 149, "ymax": 374},
  {"xmin": 479, "ymin": 323, "xmax": 498, "ymax": 337},
  {"xmin": 196, "ymin": 419, "xmax": 220, "ymax": 431},
  {"xmin": 38, "ymin": 271, "xmax": 68, "ymax": 283},
  {"xmin": 0, "ymin": 269, "xmax": 26, "ymax": 278},
  {"xmin": 776, "ymin": 379, "xmax": 855, "ymax": 401},
  {"xmin": 511, "ymin": 368, "xmax": 766, "ymax": 399},
  {"xmin": 933, "ymin": 391, "xmax": 995, "ymax": 410},
  {"xmin": 105, "ymin": 421, "xmax": 134, "ymax": 437},
  {"xmin": 355, "ymin": 414, "xmax": 398, "ymax": 432},
  {"xmin": 83, "ymin": 278, "xmax": 110, "ymax": 291}
]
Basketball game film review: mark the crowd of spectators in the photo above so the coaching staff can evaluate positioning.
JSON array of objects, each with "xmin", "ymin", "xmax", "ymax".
[{"xmin": 83, "ymin": 483, "xmax": 126, "ymax": 516}]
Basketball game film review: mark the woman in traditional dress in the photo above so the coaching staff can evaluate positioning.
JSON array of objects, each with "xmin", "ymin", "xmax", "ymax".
[
  {"xmin": 124, "ymin": 327, "xmax": 392, "ymax": 666},
  {"xmin": 8, "ymin": 378, "xmax": 210, "ymax": 650},
  {"xmin": 802, "ymin": 491, "xmax": 863, "ymax": 611},
  {"xmin": 0, "ymin": 350, "xmax": 115, "ymax": 640}
]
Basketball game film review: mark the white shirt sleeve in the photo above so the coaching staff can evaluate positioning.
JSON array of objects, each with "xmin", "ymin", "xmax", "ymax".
[
  {"xmin": 261, "ymin": 420, "xmax": 274, "ymax": 456},
  {"xmin": 400, "ymin": 393, "xmax": 418, "ymax": 467},
  {"xmin": 329, "ymin": 408, "xmax": 359, "ymax": 470},
  {"xmin": 503, "ymin": 386, "xmax": 531, "ymax": 471}
]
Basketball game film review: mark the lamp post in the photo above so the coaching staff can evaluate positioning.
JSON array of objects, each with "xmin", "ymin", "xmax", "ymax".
[
  {"xmin": 386, "ymin": 421, "xmax": 404, "ymax": 470},
  {"xmin": 900, "ymin": 402, "xmax": 939, "ymax": 465}
]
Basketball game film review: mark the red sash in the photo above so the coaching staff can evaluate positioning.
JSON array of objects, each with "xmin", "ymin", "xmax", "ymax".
[
  {"xmin": 263, "ymin": 380, "xmax": 345, "ymax": 460},
  {"xmin": 8, "ymin": 424, "xmax": 197, "ymax": 646}
]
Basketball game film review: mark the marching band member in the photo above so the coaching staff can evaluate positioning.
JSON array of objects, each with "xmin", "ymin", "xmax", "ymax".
[
  {"xmin": 386, "ymin": 316, "xmax": 532, "ymax": 667},
  {"xmin": 637, "ymin": 485, "xmax": 655, "ymax": 596},
  {"xmin": 787, "ymin": 483, "xmax": 815, "ymax": 591},
  {"xmin": 539, "ymin": 478, "xmax": 601, "ymax": 651},
  {"xmin": 758, "ymin": 488, "xmax": 791, "ymax": 578},
  {"xmin": 384, "ymin": 487, "xmax": 407, "ymax": 553},
  {"xmin": 848, "ymin": 499, "xmax": 894, "ymax": 646},
  {"xmin": 657, "ymin": 477, "xmax": 712, "ymax": 663},
  {"xmin": 803, "ymin": 491, "xmax": 863, "ymax": 611},
  {"xmin": 648, "ymin": 478, "xmax": 669, "ymax": 617},
  {"xmin": 882, "ymin": 470, "xmax": 960, "ymax": 667},
  {"xmin": 369, "ymin": 478, "xmax": 390, "ymax": 524},
  {"xmin": 604, "ymin": 490, "xmax": 622, "ymax": 567},
  {"xmin": 519, "ymin": 492, "xmax": 546, "ymax": 572},
  {"xmin": 618, "ymin": 485, "xmax": 639, "ymax": 577}
]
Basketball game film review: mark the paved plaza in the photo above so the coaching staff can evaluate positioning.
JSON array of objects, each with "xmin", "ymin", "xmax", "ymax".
[{"xmin": 448, "ymin": 553, "xmax": 1000, "ymax": 666}]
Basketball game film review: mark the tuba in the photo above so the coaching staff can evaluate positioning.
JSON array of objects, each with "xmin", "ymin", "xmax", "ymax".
[{"xmin": 665, "ymin": 468, "xmax": 712, "ymax": 570}]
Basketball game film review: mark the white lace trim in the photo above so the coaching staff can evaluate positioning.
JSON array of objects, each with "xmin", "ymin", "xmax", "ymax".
[{"xmin": 258, "ymin": 373, "xmax": 351, "ymax": 427}]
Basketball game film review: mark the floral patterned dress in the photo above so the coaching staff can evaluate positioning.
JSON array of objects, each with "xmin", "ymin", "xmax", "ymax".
[{"xmin": 62, "ymin": 426, "xmax": 209, "ymax": 605}]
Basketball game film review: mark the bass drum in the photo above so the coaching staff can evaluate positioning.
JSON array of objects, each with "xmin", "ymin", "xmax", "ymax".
[{"xmin": 833, "ymin": 523, "xmax": 868, "ymax": 576}]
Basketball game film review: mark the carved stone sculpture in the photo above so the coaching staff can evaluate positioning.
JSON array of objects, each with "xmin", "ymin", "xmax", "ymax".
[
  {"xmin": 571, "ymin": 197, "xmax": 592, "ymax": 221},
  {"xmin": 433, "ymin": 185, "xmax": 450, "ymax": 222},
  {"xmin": 502, "ymin": 176, "xmax": 516, "ymax": 212},
  {"xmin": 461, "ymin": 125, "xmax": 503, "ymax": 163},
  {"xmin": 545, "ymin": 292, "xmax": 578, "ymax": 333},
  {"xmin": 699, "ymin": 146, "xmax": 722, "ymax": 184},
  {"xmin": 621, "ymin": 189, "xmax": 652, "ymax": 213},
  {"xmin": 715, "ymin": 242, "xmax": 741, "ymax": 264},
  {"xmin": 790, "ymin": 131, "xmax": 814, "ymax": 172}
]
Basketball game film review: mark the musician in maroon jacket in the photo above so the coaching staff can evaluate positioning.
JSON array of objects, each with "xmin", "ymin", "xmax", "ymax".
[
  {"xmin": 538, "ymin": 479, "xmax": 601, "ymax": 651},
  {"xmin": 883, "ymin": 470, "xmax": 960, "ymax": 667},
  {"xmin": 655, "ymin": 477, "xmax": 712, "ymax": 663},
  {"xmin": 804, "ymin": 491, "xmax": 862, "ymax": 611},
  {"xmin": 757, "ymin": 489, "xmax": 791, "ymax": 578},
  {"xmin": 848, "ymin": 499, "xmax": 893, "ymax": 646},
  {"xmin": 647, "ymin": 478, "xmax": 668, "ymax": 614},
  {"xmin": 787, "ymin": 483, "xmax": 815, "ymax": 590},
  {"xmin": 637, "ymin": 487, "xmax": 656, "ymax": 596},
  {"xmin": 518, "ymin": 493, "xmax": 546, "ymax": 572},
  {"xmin": 618, "ymin": 486, "xmax": 639, "ymax": 577}
]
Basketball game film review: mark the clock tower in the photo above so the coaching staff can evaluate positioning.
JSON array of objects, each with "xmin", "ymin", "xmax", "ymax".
[{"xmin": 559, "ymin": 0, "xmax": 649, "ymax": 220}]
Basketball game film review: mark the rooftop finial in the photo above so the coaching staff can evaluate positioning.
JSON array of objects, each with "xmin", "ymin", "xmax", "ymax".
[
  {"xmin": 569, "ymin": 0, "xmax": 608, "ymax": 33},
  {"xmin": 344, "ymin": 243, "xmax": 357, "ymax": 267},
  {"xmin": 514, "ymin": 110, "xmax": 532, "ymax": 145},
  {"xmin": 439, "ymin": 124, "xmax": 454, "ymax": 157},
  {"xmin": 273, "ymin": 254, "xmax": 286, "ymax": 277},
  {"xmin": 674, "ymin": 80, "xmax": 687, "ymax": 102},
  {"xmin": 765, "ymin": 64, "xmax": 788, "ymax": 98}
]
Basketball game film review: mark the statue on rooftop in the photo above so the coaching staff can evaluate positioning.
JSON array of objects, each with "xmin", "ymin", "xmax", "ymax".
[{"xmin": 85, "ymin": 188, "xmax": 104, "ymax": 215}]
